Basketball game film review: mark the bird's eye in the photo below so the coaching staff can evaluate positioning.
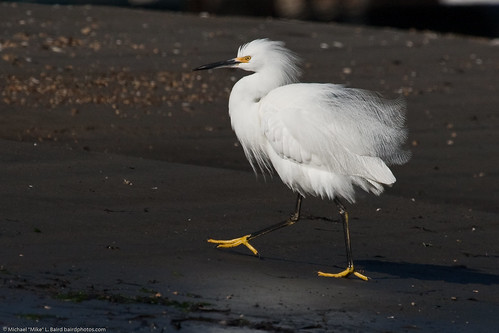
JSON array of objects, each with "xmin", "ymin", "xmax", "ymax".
[{"xmin": 243, "ymin": 56, "xmax": 251, "ymax": 62}]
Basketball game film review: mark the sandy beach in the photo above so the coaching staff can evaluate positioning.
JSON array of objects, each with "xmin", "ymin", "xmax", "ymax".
[{"xmin": 1, "ymin": 2, "xmax": 498, "ymax": 332}]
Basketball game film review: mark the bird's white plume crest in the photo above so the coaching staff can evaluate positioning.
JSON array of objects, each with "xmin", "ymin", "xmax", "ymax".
[{"xmin": 237, "ymin": 38, "xmax": 302, "ymax": 86}]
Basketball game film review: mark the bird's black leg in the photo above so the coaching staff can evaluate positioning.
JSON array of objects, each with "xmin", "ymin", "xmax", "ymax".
[
  {"xmin": 248, "ymin": 193, "xmax": 303, "ymax": 241},
  {"xmin": 207, "ymin": 194, "xmax": 303, "ymax": 255},
  {"xmin": 318, "ymin": 198, "xmax": 369, "ymax": 280},
  {"xmin": 334, "ymin": 198, "xmax": 354, "ymax": 270}
]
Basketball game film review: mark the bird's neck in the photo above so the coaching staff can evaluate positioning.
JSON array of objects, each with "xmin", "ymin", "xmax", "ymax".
[
  {"xmin": 230, "ymin": 71, "xmax": 285, "ymax": 108},
  {"xmin": 228, "ymin": 72, "xmax": 279, "ymax": 173},
  {"xmin": 228, "ymin": 73, "xmax": 262, "ymax": 126}
]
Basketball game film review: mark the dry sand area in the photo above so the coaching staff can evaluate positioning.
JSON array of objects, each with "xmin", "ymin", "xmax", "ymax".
[{"xmin": 1, "ymin": 2, "xmax": 498, "ymax": 332}]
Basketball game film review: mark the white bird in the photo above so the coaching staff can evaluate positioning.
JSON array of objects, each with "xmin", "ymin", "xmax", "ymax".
[{"xmin": 194, "ymin": 38, "xmax": 410, "ymax": 280}]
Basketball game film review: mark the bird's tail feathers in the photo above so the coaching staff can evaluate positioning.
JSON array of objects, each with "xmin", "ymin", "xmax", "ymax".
[{"xmin": 352, "ymin": 154, "xmax": 396, "ymax": 186}]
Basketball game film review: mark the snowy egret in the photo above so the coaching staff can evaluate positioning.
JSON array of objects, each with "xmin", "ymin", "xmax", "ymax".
[{"xmin": 194, "ymin": 39, "xmax": 410, "ymax": 280}]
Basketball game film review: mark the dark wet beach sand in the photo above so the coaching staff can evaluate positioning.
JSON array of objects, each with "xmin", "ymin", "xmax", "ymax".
[{"xmin": 1, "ymin": 3, "xmax": 498, "ymax": 332}]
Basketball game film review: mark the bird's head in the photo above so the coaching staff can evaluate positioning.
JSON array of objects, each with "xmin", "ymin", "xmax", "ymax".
[{"xmin": 194, "ymin": 39, "xmax": 301, "ymax": 83}]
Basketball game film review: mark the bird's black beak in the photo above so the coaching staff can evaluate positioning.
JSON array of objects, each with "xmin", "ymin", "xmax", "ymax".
[{"xmin": 193, "ymin": 58, "xmax": 240, "ymax": 71}]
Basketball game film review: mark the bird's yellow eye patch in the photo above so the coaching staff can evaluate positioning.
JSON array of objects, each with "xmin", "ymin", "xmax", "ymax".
[{"xmin": 238, "ymin": 56, "xmax": 251, "ymax": 63}]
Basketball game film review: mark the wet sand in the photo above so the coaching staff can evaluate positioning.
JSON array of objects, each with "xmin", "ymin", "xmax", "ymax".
[{"xmin": 1, "ymin": 3, "xmax": 498, "ymax": 332}]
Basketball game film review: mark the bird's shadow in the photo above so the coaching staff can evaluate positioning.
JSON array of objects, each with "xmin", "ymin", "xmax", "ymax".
[
  {"xmin": 216, "ymin": 248, "xmax": 499, "ymax": 285},
  {"xmin": 356, "ymin": 259, "xmax": 499, "ymax": 285}
]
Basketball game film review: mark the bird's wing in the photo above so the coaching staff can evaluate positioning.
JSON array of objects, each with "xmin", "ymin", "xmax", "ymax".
[{"xmin": 260, "ymin": 83, "xmax": 406, "ymax": 184}]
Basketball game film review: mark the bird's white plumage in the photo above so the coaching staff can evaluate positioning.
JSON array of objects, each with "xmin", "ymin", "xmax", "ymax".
[{"xmin": 225, "ymin": 39, "xmax": 409, "ymax": 203}]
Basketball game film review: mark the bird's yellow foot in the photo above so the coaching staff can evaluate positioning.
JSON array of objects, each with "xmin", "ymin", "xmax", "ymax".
[
  {"xmin": 207, "ymin": 234, "xmax": 259, "ymax": 256},
  {"xmin": 318, "ymin": 266, "xmax": 369, "ymax": 281}
]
